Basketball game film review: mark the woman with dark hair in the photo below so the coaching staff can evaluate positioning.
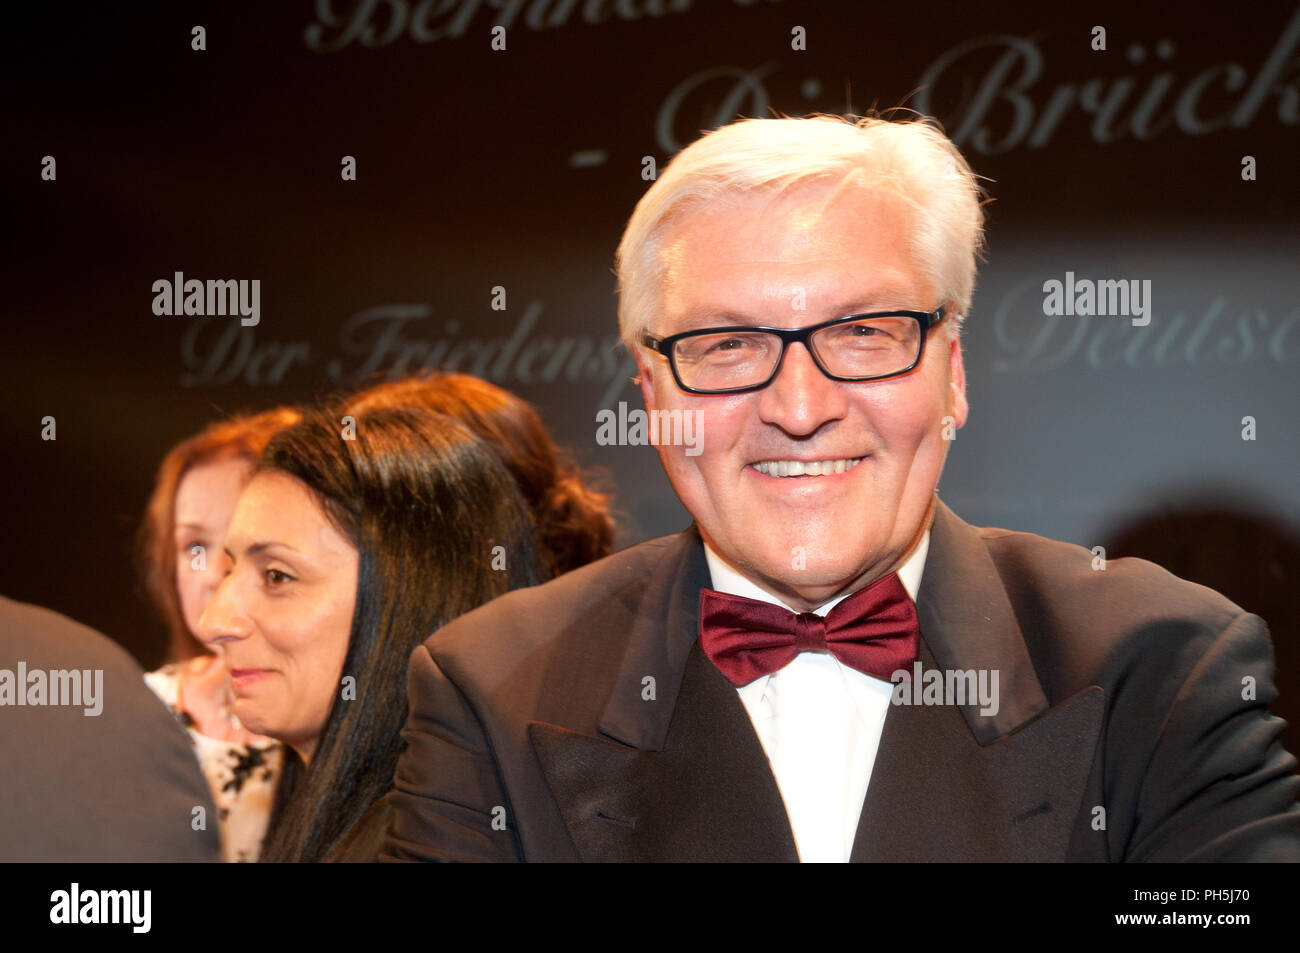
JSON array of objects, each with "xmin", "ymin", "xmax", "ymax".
[
  {"xmin": 348, "ymin": 373, "xmax": 615, "ymax": 577},
  {"xmin": 197, "ymin": 406, "xmax": 545, "ymax": 861},
  {"xmin": 139, "ymin": 406, "xmax": 300, "ymax": 861}
]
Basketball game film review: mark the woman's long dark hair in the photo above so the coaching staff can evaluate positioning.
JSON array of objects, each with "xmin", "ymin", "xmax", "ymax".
[
  {"xmin": 348, "ymin": 373, "xmax": 615, "ymax": 577},
  {"xmin": 257, "ymin": 406, "xmax": 545, "ymax": 862}
]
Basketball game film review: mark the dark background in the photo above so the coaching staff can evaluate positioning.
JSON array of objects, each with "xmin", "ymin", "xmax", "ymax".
[{"xmin": 4, "ymin": 0, "xmax": 1297, "ymax": 746}]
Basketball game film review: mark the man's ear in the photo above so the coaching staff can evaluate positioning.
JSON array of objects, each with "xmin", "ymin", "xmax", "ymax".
[
  {"xmin": 946, "ymin": 331, "xmax": 969, "ymax": 430},
  {"xmin": 634, "ymin": 347, "xmax": 658, "ymax": 412}
]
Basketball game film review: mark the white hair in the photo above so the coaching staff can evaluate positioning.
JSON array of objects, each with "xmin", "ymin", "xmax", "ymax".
[{"xmin": 615, "ymin": 114, "xmax": 988, "ymax": 351}]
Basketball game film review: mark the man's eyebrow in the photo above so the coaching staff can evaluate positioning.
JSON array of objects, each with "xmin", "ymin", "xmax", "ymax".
[
  {"xmin": 845, "ymin": 299, "xmax": 922, "ymax": 314},
  {"xmin": 833, "ymin": 287, "xmax": 928, "ymax": 313},
  {"xmin": 672, "ymin": 309, "xmax": 756, "ymax": 329},
  {"xmin": 671, "ymin": 291, "xmax": 926, "ymax": 329}
]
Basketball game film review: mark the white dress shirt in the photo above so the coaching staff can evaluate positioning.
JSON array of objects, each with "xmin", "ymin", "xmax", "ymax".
[{"xmin": 703, "ymin": 531, "xmax": 929, "ymax": 863}]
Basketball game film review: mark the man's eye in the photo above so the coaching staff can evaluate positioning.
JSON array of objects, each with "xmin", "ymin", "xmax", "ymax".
[{"xmin": 706, "ymin": 337, "xmax": 750, "ymax": 352}]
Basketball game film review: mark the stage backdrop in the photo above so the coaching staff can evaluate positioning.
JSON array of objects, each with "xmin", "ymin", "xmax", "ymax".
[{"xmin": 6, "ymin": 0, "xmax": 1298, "ymax": 742}]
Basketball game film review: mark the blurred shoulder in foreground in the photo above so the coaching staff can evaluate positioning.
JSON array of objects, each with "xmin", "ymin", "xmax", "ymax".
[{"xmin": 0, "ymin": 595, "xmax": 220, "ymax": 861}]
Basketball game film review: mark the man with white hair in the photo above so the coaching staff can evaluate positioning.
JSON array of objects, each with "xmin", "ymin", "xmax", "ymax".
[{"xmin": 383, "ymin": 115, "xmax": 1300, "ymax": 862}]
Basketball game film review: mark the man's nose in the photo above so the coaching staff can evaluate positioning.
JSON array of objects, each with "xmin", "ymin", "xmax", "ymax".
[
  {"xmin": 756, "ymin": 341, "xmax": 850, "ymax": 436},
  {"xmin": 196, "ymin": 573, "xmax": 250, "ymax": 647}
]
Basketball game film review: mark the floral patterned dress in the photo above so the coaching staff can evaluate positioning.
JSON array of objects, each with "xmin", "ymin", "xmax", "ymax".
[{"xmin": 145, "ymin": 657, "xmax": 283, "ymax": 862}]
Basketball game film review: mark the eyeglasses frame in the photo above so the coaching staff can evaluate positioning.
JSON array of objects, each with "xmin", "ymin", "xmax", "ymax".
[{"xmin": 639, "ymin": 304, "xmax": 948, "ymax": 395}]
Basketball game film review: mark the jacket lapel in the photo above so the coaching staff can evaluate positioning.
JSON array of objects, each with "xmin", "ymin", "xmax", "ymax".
[
  {"xmin": 850, "ymin": 499, "xmax": 1105, "ymax": 861},
  {"xmin": 529, "ymin": 528, "xmax": 798, "ymax": 861},
  {"xmin": 530, "ymin": 644, "xmax": 798, "ymax": 861},
  {"xmin": 531, "ymin": 500, "xmax": 1106, "ymax": 862},
  {"xmin": 849, "ymin": 641, "xmax": 1104, "ymax": 861}
]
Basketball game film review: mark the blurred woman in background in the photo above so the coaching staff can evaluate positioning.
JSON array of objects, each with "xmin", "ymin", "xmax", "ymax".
[
  {"xmin": 198, "ymin": 406, "xmax": 546, "ymax": 861},
  {"xmin": 139, "ymin": 407, "xmax": 299, "ymax": 862},
  {"xmin": 348, "ymin": 373, "xmax": 615, "ymax": 578}
]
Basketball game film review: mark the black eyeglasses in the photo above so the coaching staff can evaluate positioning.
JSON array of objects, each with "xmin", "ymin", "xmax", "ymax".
[{"xmin": 640, "ymin": 305, "xmax": 946, "ymax": 395}]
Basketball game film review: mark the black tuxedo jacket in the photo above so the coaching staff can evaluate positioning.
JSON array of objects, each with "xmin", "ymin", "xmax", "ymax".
[{"xmin": 382, "ymin": 500, "xmax": 1300, "ymax": 861}]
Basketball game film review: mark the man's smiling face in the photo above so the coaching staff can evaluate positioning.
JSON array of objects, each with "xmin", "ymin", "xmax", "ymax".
[{"xmin": 635, "ymin": 179, "xmax": 968, "ymax": 611}]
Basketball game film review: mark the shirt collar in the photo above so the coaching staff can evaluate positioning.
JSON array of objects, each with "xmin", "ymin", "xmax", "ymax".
[{"xmin": 703, "ymin": 529, "xmax": 929, "ymax": 617}]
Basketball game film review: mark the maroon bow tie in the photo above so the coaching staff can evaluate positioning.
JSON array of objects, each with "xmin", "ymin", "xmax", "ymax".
[{"xmin": 698, "ymin": 573, "xmax": 920, "ymax": 686}]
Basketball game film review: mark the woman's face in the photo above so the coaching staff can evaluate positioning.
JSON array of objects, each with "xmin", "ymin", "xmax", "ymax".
[
  {"xmin": 173, "ymin": 455, "xmax": 254, "ymax": 637},
  {"xmin": 197, "ymin": 470, "xmax": 358, "ymax": 762}
]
